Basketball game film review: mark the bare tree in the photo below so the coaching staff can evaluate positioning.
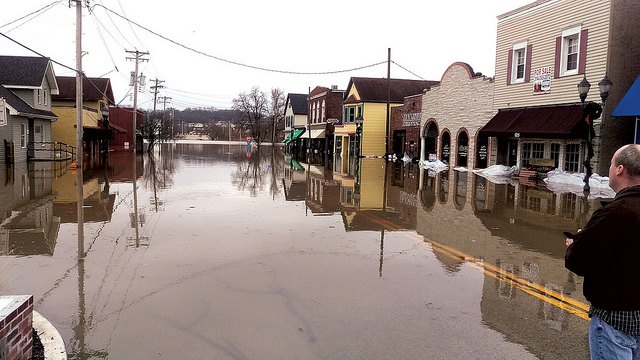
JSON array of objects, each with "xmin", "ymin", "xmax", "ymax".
[
  {"xmin": 142, "ymin": 110, "xmax": 174, "ymax": 152},
  {"xmin": 268, "ymin": 88, "xmax": 286, "ymax": 144},
  {"xmin": 232, "ymin": 87, "xmax": 268, "ymax": 146}
]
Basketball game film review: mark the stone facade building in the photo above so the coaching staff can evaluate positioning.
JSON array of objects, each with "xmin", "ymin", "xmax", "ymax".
[{"xmin": 420, "ymin": 62, "xmax": 494, "ymax": 169}]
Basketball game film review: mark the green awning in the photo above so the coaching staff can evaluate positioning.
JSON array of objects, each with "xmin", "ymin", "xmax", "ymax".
[
  {"xmin": 290, "ymin": 129, "xmax": 305, "ymax": 140},
  {"xmin": 282, "ymin": 129, "xmax": 304, "ymax": 144},
  {"xmin": 282, "ymin": 132, "xmax": 293, "ymax": 143}
]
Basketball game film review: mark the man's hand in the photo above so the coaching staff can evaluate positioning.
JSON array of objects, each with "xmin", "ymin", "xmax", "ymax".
[{"xmin": 565, "ymin": 228, "xmax": 582, "ymax": 247}]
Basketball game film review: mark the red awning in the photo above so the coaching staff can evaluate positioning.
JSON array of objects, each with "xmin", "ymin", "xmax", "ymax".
[{"xmin": 479, "ymin": 104, "xmax": 587, "ymax": 139}]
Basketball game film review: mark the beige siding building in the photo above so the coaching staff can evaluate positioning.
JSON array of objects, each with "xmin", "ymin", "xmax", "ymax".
[{"xmin": 482, "ymin": 0, "xmax": 640, "ymax": 176}]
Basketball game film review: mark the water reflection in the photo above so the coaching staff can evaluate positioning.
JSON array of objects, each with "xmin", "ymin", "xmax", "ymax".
[
  {"xmin": 2, "ymin": 142, "xmax": 609, "ymax": 359},
  {"xmin": 0, "ymin": 162, "xmax": 59, "ymax": 255}
]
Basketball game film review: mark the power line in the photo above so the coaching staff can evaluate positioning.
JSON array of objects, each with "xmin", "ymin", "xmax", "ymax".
[
  {"xmin": 91, "ymin": 3, "xmax": 387, "ymax": 76},
  {"xmin": 0, "ymin": 1, "xmax": 63, "ymax": 32},
  {"xmin": 391, "ymin": 60, "xmax": 427, "ymax": 81}
]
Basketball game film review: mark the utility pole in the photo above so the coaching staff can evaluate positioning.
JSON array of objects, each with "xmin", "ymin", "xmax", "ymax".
[
  {"xmin": 158, "ymin": 96, "xmax": 171, "ymax": 111},
  {"xmin": 158, "ymin": 96, "xmax": 171, "ymax": 140},
  {"xmin": 150, "ymin": 78, "xmax": 164, "ymax": 113},
  {"xmin": 385, "ymin": 47, "xmax": 391, "ymax": 156},
  {"xmin": 74, "ymin": 0, "xmax": 85, "ymax": 260},
  {"xmin": 126, "ymin": 50, "xmax": 149, "ymax": 154}
]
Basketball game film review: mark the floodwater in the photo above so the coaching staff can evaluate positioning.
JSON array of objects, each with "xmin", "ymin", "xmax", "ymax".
[{"xmin": 0, "ymin": 141, "xmax": 607, "ymax": 359}]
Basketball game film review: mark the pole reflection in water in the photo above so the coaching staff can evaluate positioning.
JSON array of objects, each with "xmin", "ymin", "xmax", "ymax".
[{"xmin": 3, "ymin": 143, "xmax": 616, "ymax": 359}]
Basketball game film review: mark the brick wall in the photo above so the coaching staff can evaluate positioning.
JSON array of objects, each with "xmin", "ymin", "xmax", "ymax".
[{"xmin": 0, "ymin": 295, "xmax": 33, "ymax": 360}]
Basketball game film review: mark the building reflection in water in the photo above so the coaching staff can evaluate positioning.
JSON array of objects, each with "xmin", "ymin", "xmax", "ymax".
[
  {"xmin": 0, "ymin": 162, "xmax": 60, "ymax": 256},
  {"xmin": 414, "ymin": 166, "xmax": 601, "ymax": 358},
  {"xmin": 301, "ymin": 150, "xmax": 604, "ymax": 359}
]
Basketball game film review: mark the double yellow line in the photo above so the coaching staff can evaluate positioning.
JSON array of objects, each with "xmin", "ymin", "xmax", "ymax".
[
  {"xmin": 358, "ymin": 211, "xmax": 590, "ymax": 320},
  {"xmin": 429, "ymin": 240, "xmax": 590, "ymax": 321}
]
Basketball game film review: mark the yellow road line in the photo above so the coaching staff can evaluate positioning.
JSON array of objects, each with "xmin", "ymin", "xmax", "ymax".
[
  {"xmin": 358, "ymin": 211, "xmax": 590, "ymax": 320},
  {"xmin": 428, "ymin": 240, "xmax": 590, "ymax": 321}
]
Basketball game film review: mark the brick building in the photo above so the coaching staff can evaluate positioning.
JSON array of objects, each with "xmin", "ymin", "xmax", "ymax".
[
  {"xmin": 307, "ymin": 86, "xmax": 344, "ymax": 163},
  {"xmin": 390, "ymin": 93, "xmax": 422, "ymax": 161}
]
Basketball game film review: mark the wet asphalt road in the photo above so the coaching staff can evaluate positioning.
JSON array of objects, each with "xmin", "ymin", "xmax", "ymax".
[{"xmin": 0, "ymin": 141, "xmax": 599, "ymax": 359}]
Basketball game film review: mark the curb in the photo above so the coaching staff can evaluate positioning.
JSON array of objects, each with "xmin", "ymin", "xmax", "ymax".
[{"xmin": 33, "ymin": 311, "xmax": 67, "ymax": 360}]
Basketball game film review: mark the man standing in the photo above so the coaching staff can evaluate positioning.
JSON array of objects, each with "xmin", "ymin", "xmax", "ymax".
[{"xmin": 566, "ymin": 144, "xmax": 640, "ymax": 359}]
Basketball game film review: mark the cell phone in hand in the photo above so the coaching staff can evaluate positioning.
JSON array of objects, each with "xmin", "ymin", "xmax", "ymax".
[{"xmin": 563, "ymin": 231, "xmax": 574, "ymax": 239}]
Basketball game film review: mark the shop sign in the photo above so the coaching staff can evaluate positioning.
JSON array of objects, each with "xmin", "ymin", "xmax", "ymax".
[
  {"xmin": 533, "ymin": 66, "xmax": 552, "ymax": 95},
  {"xmin": 402, "ymin": 113, "xmax": 421, "ymax": 127}
]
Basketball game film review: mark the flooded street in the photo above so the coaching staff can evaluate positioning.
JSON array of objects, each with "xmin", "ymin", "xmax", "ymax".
[{"xmin": 0, "ymin": 141, "xmax": 604, "ymax": 359}]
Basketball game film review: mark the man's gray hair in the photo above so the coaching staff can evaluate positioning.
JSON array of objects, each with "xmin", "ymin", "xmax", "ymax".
[{"xmin": 616, "ymin": 144, "xmax": 640, "ymax": 177}]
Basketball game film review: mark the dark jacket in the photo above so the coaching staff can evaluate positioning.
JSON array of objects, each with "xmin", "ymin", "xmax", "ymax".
[{"xmin": 565, "ymin": 185, "xmax": 640, "ymax": 310}]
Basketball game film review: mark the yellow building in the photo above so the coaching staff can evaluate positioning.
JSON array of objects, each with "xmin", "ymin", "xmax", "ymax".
[
  {"xmin": 52, "ymin": 77, "xmax": 114, "ymax": 160},
  {"xmin": 334, "ymin": 77, "xmax": 437, "ymax": 159}
]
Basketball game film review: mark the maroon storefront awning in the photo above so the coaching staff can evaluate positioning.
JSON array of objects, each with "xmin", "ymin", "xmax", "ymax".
[{"xmin": 479, "ymin": 104, "xmax": 587, "ymax": 139}]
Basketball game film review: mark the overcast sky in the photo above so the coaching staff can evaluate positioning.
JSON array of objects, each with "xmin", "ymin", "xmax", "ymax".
[{"xmin": 1, "ymin": 0, "xmax": 533, "ymax": 110}]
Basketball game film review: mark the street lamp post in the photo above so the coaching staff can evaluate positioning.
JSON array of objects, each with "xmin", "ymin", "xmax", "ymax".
[{"xmin": 577, "ymin": 74, "xmax": 612, "ymax": 192}]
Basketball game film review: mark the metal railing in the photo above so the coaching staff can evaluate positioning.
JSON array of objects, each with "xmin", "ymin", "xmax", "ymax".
[{"xmin": 28, "ymin": 141, "xmax": 77, "ymax": 161}]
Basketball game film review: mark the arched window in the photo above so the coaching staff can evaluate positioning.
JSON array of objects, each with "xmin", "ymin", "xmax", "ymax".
[
  {"xmin": 425, "ymin": 121, "xmax": 438, "ymax": 159},
  {"xmin": 441, "ymin": 132, "xmax": 451, "ymax": 164},
  {"xmin": 322, "ymin": 100, "xmax": 326, "ymax": 122},
  {"xmin": 457, "ymin": 131, "xmax": 469, "ymax": 167}
]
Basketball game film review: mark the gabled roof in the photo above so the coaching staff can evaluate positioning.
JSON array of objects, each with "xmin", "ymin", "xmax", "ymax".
[
  {"xmin": 0, "ymin": 85, "xmax": 57, "ymax": 119},
  {"xmin": 286, "ymin": 93, "xmax": 308, "ymax": 115},
  {"xmin": 54, "ymin": 76, "xmax": 115, "ymax": 104},
  {"xmin": 346, "ymin": 77, "xmax": 439, "ymax": 103},
  {"xmin": 0, "ymin": 56, "xmax": 59, "ymax": 94}
]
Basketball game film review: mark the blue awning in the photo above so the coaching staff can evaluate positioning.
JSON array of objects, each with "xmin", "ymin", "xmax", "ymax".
[{"xmin": 612, "ymin": 75, "xmax": 640, "ymax": 117}]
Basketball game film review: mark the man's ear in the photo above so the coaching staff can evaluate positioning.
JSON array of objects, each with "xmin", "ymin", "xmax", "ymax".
[{"xmin": 616, "ymin": 165, "xmax": 625, "ymax": 176}]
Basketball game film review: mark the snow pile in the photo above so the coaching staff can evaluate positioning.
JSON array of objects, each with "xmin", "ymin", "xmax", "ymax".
[
  {"xmin": 472, "ymin": 165, "xmax": 517, "ymax": 185},
  {"xmin": 543, "ymin": 169, "xmax": 615, "ymax": 198},
  {"xmin": 420, "ymin": 160, "xmax": 449, "ymax": 173}
]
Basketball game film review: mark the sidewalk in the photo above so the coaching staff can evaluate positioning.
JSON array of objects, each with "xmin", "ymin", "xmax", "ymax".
[{"xmin": 32, "ymin": 311, "xmax": 67, "ymax": 360}]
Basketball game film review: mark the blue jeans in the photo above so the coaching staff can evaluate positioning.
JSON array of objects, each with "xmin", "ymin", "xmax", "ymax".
[{"xmin": 590, "ymin": 315, "xmax": 640, "ymax": 360}]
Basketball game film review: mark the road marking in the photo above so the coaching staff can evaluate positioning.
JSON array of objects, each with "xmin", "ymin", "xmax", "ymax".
[
  {"xmin": 429, "ymin": 240, "xmax": 590, "ymax": 321},
  {"xmin": 356, "ymin": 211, "xmax": 590, "ymax": 321}
]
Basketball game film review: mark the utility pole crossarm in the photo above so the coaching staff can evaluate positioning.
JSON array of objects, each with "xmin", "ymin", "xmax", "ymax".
[{"xmin": 125, "ymin": 50, "xmax": 149, "ymax": 154}]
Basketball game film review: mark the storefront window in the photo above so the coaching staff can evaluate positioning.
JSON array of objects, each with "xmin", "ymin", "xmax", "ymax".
[
  {"xmin": 457, "ymin": 132, "xmax": 468, "ymax": 167},
  {"xmin": 564, "ymin": 143, "xmax": 580, "ymax": 172},
  {"xmin": 476, "ymin": 137, "xmax": 488, "ymax": 169},
  {"xmin": 441, "ymin": 132, "xmax": 450, "ymax": 164}
]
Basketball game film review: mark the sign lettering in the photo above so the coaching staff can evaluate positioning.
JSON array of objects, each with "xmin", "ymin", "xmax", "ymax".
[
  {"xmin": 533, "ymin": 66, "xmax": 552, "ymax": 95},
  {"xmin": 402, "ymin": 113, "xmax": 422, "ymax": 127}
]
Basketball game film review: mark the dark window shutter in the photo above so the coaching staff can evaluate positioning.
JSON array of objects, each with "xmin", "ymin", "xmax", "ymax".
[
  {"xmin": 507, "ymin": 50, "xmax": 513, "ymax": 85},
  {"xmin": 525, "ymin": 44, "xmax": 533, "ymax": 83},
  {"xmin": 554, "ymin": 36, "xmax": 561, "ymax": 78},
  {"xmin": 579, "ymin": 29, "xmax": 588, "ymax": 74}
]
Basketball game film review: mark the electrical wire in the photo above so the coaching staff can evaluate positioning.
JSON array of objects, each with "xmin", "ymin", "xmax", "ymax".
[
  {"xmin": 0, "ymin": 1, "xmax": 63, "ymax": 32},
  {"xmin": 391, "ymin": 60, "xmax": 427, "ymax": 81},
  {"xmin": 90, "ymin": 3, "xmax": 387, "ymax": 76}
]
